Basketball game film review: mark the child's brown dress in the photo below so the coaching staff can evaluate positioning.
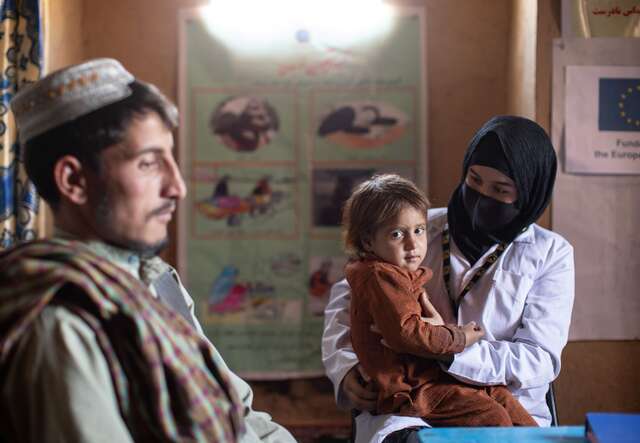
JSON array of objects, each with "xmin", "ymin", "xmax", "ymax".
[{"xmin": 346, "ymin": 258, "xmax": 537, "ymax": 426}]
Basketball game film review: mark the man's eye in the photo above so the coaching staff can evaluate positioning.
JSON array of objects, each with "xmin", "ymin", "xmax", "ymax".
[{"xmin": 139, "ymin": 159, "xmax": 159, "ymax": 169}]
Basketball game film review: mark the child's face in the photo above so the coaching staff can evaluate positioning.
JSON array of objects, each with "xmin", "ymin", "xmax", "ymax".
[{"xmin": 366, "ymin": 205, "xmax": 427, "ymax": 272}]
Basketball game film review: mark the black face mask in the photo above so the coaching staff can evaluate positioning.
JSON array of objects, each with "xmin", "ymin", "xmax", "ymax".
[{"xmin": 462, "ymin": 184, "xmax": 520, "ymax": 235}]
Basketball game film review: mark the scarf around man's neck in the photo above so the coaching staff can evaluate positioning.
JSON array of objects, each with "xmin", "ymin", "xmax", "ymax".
[{"xmin": 0, "ymin": 238, "xmax": 244, "ymax": 442}]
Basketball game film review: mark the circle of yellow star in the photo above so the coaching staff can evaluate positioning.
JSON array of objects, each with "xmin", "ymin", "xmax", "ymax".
[{"xmin": 618, "ymin": 83, "xmax": 640, "ymax": 128}]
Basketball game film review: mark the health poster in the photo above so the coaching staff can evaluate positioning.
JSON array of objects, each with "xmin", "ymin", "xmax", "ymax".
[{"xmin": 178, "ymin": 4, "xmax": 427, "ymax": 377}]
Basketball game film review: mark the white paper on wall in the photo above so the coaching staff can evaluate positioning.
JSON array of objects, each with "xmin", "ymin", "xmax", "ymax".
[
  {"xmin": 552, "ymin": 39, "xmax": 640, "ymax": 341},
  {"xmin": 565, "ymin": 65, "xmax": 640, "ymax": 175}
]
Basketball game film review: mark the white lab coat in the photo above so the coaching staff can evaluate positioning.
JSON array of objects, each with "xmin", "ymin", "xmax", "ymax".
[{"xmin": 322, "ymin": 208, "xmax": 575, "ymax": 443}]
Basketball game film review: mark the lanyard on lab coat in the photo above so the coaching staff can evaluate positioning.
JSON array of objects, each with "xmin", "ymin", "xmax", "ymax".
[{"xmin": 442, "ymin": 228, "xmax": 506, "ymax": 306}]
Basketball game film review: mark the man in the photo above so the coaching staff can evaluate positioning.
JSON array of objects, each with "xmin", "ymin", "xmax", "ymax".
[{"xmin": 0, "ymin": 58, "xmax": 295, "ymax": 443}]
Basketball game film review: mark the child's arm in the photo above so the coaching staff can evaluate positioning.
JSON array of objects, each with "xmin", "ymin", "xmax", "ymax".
[
  {"xmin": 418, "ymin": 291, "xmax": 445, "ymax": 326},
  {"xmin": 418, "ymin": 291, "xmax": 485, "ymax": 344},
  {"xmin": 365, "ymin": 265, "xmax": 467, "ymax": 357}
]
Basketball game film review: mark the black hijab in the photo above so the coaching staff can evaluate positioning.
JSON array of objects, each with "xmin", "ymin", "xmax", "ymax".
[{"xmin": 447, "ymin": 115, "xmax": 557, "ymax": 264}]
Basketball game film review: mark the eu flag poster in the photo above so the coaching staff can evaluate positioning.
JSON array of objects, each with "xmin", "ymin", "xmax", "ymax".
[
  {"xmin": 599, "ymin": 78, "xmax": 640, "ymax": 132},
  {"xmin": 565, "ymin": 66, "xmax": 640, "ymax": 174}
]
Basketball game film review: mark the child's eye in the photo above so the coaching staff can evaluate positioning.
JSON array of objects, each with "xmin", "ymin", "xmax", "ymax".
[
  {"xmin": 390, "ymin": 230, "xmax": 404, "ymax": 240},
  {"xmin": 414, "ymin": 227, "xmax": 425, "ymax": 235}
]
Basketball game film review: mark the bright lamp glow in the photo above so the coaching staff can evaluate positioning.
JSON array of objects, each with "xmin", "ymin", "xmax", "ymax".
[{"xmin": 202, "ymin": 0, "xmax": 394, "ymax": 56}]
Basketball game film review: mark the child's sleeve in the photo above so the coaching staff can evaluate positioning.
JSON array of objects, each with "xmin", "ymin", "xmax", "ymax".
[{"xmin": 366, "ymin": 265, "xmax": 466, "ymax": 357}]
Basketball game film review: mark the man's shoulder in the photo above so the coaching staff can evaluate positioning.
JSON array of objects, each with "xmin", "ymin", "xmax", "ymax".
[
  {"xmin": 2, "ymin": 237, "xmax": 122, "ymax": 266},
  {"xmin": 1, "ymin": 237, "xmax": 80, "ymax": 257},
  {"xmin": 36, "ymin": 304, "xmax": 99, "ymax": 339},
  {"xmin": 0, "ymin": 238, "xmax": 100, "ymax": 282},
  {"xmin": 10, "ymin": 304, "xmax": 103, "ymax": 364}
]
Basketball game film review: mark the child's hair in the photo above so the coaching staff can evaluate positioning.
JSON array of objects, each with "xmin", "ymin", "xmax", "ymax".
[{"xmin": 342, "ymin": 174, "xmax": 431, "ymax": 257}]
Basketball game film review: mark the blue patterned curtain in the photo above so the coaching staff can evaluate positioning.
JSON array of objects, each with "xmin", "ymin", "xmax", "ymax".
[{"xmin": 0, "ymin": 0, "xmax": 42, "ymax": 250}]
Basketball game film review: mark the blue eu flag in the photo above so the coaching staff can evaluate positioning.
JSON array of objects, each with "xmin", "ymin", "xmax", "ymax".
[{"xmin": 598, "ymin": 78, "xmax": 640, "ymax": 132}]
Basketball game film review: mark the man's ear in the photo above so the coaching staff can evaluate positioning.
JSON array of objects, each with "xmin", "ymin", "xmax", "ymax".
[{"xmin": 53, "ymin": 155, "xmax": 89, "ymax": 205}]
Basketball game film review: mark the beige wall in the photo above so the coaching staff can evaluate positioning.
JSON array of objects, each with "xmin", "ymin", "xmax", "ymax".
[
  {"xmin": 46, "ymin": 0, "xmax": 84, "ymax": 71},
  {"xmin": 424, "ymin": 0, "xmax": 511, "ymax": 208},
  {"xmin": 40, "ymin": 0, "xmax": 86, "ymax": 235},
  {"xmin": 507, "ymin": 0, "xmax": 537, "ymax": 120},
  {"xmin": 48, "ymin": 0, "xmax": 639, "ymax": 430},
  {"xmin": 80, "ymin": 0, "xmax": 205, "ymax": 99}
]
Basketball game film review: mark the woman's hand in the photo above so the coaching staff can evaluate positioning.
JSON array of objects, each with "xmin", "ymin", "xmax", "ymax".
[
  {"xmin": 341, "ymin": 364, "xmax": 378, "ymax": 412},
  {"xmin": 419, "ymin": 291, "xmax": 444, "ymax": 326}
]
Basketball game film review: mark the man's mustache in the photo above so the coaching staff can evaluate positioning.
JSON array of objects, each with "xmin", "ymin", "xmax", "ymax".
[{"xmin": 146, "ymin": 201, "xmax": 177, "ymax": 221}]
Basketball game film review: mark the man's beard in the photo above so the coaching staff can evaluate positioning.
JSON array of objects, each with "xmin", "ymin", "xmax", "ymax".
[
  {"xmin": 118, "ymin": 236, "xmax": 168, "ymax": 259},
  {"xmin": 95, "ymin": 194, "xmax": 170, "ymax": 258}
]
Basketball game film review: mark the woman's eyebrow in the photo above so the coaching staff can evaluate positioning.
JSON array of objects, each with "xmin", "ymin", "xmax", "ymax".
[
  {"xmin": 468, "ymin": 168, "xmax": 483, "ymax": 179},
  {"xmin": 493, "ymin": 179, "xmax": 515, "ymax": 187}
]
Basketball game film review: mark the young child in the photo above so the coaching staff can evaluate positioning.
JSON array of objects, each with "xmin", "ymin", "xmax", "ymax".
[{"xmin": 342, "ymin": 174, "xmax": 537, "ymax": 426}]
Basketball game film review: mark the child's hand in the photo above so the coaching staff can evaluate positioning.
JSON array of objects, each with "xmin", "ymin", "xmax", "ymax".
[
  {"xmin": 461, "ymin": 321, "xmax": 484, "ymax": 347},
  {"xmin": 419, "ymin": 291, "xmax": 444, "ymax": 326}
]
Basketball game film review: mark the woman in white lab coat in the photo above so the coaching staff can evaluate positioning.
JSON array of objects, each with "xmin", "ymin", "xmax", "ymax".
[{"xmin": 321, "ymin": 115, "xmax": 575, "ymax": 443}]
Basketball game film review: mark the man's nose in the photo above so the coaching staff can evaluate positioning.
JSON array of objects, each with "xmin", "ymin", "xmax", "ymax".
[{"xmin": 164, "ymin": 157, "xmax": 187, "ymax": 200}]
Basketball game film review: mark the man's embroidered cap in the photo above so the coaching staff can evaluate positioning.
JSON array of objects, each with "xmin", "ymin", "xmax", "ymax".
[{"xmin": 10, "ymin": 58, "xmax": 135, "ymax": 143}]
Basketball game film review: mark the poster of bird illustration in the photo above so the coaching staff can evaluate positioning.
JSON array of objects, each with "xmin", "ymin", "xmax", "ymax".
[{"xmin": 178, "ymin": 4, "xmax": 427, "ymax": 377}]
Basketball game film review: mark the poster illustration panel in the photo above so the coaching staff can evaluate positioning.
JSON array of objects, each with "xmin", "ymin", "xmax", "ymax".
[{"xmin": 179, "ymin": 5, "xmax": 427, "ymax": 377}]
